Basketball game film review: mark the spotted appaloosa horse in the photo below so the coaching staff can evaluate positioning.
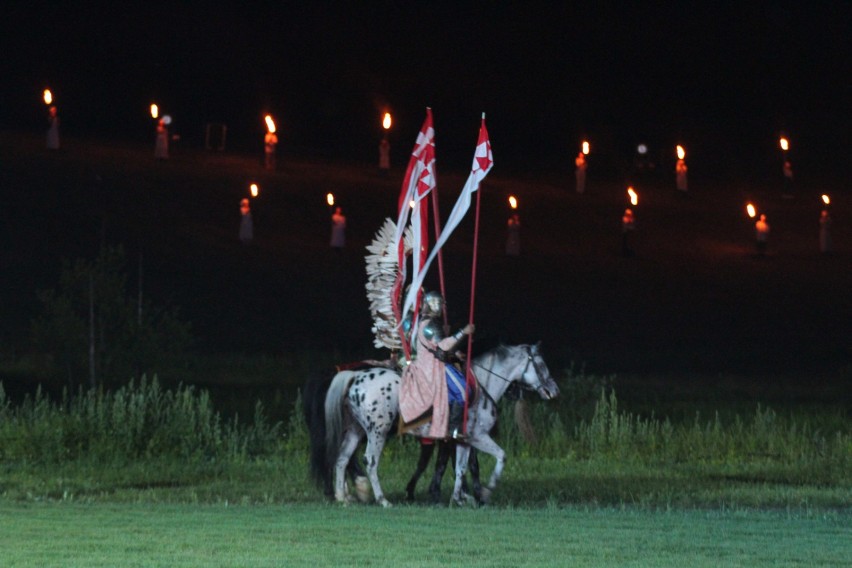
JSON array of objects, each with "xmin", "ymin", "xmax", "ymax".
[{"xmin": 307, "ymin": 343, "xmax": 559, "ymax": 506}]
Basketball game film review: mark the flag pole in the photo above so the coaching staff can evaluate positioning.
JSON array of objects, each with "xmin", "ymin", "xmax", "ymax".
[
  {"xmin": 393, "ymin": 108, "xmax": 435, "ymax": 361},
  {"xmin": 430, "ymin": 177, "xmax": 450, "ymax": 335},
  {"xmin": 464, "ymin": 170, "xmax": 482, "ymax": 373},
  {"xmin": 463, "ymin": 113, "xmax": 486, "ymax": 434}
]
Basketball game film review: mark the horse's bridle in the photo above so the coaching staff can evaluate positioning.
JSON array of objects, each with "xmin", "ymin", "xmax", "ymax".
[{"xmin": 472, "ymin": 345, "xmax": 543, "ymax": 391}]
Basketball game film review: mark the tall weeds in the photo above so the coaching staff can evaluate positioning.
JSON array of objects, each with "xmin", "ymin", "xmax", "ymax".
[
  {"xmin": 2, "ymin": 370, "xmax": 849, "ymax": 489},
  {"xmin": 0, "ymin": 376, "xmax": 282, "ymax": 465},
  {"xmin": 498, "ymin": 388, "xmax": 851, "ymax": 483}
]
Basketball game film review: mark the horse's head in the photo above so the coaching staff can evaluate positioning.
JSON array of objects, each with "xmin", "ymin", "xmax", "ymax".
[
  {"xmin": 520, "ymin": 342, "xmax": 559, "ymax": 400},
  {"xmin": 472, "ymin": 343, "xmax": 560, "ymax": 403}
]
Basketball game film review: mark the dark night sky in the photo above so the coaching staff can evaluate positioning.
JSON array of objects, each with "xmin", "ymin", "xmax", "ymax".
[{"xmin": 2, "ymin": 2, "xmax": 849, "ymax": 177}]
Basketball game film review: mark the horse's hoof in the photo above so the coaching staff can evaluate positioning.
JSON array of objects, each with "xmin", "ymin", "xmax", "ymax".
[
  {"xmin": 378, "ymin": 497, "xmax": 392, "ymax": 508},
  {"xmin": 480, "ymin": 487, "xmax": 492, "ymax": 504},
  {"xmin": 450, "ymin": 493, "xmax": 475, "ymax": 507},
  {"xmin": 354, "ymin": 476, "xmax": 371, "ymax": 503}
]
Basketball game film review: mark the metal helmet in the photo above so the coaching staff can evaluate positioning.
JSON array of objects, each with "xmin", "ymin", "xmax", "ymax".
[{"xmin": 422, "ymin": 291, "xmax": 443, "ymax": 317}]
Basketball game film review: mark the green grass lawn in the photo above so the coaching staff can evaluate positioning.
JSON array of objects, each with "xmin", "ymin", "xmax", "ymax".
[{"xmin": 1, "ymin": 501, "xmax": 848, "ymax": 567}]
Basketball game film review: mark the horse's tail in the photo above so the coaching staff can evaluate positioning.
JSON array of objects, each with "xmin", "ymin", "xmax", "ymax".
[
  {"xmin": 324, "ymin": 370, "xmax": 354, "ymax": 481},
  {"xmin": 303, "ymin": 374, "xmax": 334, "ymax": 492}
]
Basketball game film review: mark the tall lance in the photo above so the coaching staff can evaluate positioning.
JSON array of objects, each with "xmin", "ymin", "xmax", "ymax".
[
  {"xmin": 463, "ymin": 113, "xmax": 492, "ymax": 434},
  {"xmin": 392, "ymin": 109, "xmax": 435, "ymax": 360},
  {"xmin": 389, "ymin": 112, "xmax": 492, "ymax": 435},
  {"xmin": 430, "ymin": 170, "xmax": 450, "ymax": 335},
  {"xmin": 400, "ymin": 112, "xmax": 493, "ymax": 371}
]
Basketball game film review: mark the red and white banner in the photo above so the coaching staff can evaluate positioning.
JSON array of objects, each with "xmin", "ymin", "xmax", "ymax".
[
  {"xmin": 403, "ymin": 115, "xmax": 492, "ymax": 319},
  {"xmin": 392, "ymin": 109, "xmax": 436, "ymax": 354}
]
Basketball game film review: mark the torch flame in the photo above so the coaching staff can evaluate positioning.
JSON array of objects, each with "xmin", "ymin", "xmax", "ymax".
[
  {"xmin": 43, "ymin": 89, "xmax": 53, "ymax": 105},
  {"xmin": 582, "ymin": 141, "xmax": 590, "ymax": 155},
  {"xmin": 508, "ymin": 195, "xmax": 518, "ymax": 209},
  {"xmin": 250, "ymin": 183, "xmax": 259, "ymax": 197},
  {"xmin": 326, "ymin": 193, "xmax": 334, "ymax": 207},
  {"xmin": 821, "ymin": 194, "xmax": 830, "ymax": 206},
  {"xmin": 779, "ymin": 137, "xmax": 789, "ymax": 151},
  {"xmin": 676, "ymin": 145, "xmax": 685, "ymax": 160},
  {"xmin": 265, "ymin": 115, "xmax": 276, "ymax": 134},
  {"xmin": 627, "ymin": 187, "xmax": 638, "ymax": 206},
  {"xmin": 382, "ymin": 112, "xmax": 392, "ymax": 130},
  {"xmin": 746, "ymin": 203, "xmax": 756, "ymax": 218},
  {"xmin": 150, "ymin": 104, "xmax": 159, "ymax": 119}
]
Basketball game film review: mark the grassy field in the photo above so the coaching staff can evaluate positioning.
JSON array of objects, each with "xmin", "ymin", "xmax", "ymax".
[
  {"xmin": 1, "ymin": 501, "xmax": 848, "ymax": 567},
  {"xmin": 3, "ymin": 454, "xmax": 849, "ymax": 510}
]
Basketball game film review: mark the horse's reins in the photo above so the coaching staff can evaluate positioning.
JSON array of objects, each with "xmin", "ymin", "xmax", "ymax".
[
  {"xmin": 471, "ymin": 345, "xmax": 540, "ymax": 392},
  {"xmin": 463, "ymin": 346, "xmax": 542, "ymax": 432}
]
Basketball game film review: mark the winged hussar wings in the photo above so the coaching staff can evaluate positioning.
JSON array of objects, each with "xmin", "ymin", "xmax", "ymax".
[{"xmin": 365, "ymin": 218, "xmax": 412, "ymax": 350}]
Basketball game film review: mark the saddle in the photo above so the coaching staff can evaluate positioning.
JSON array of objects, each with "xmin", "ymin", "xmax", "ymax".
[{"xmin": 335, "ymin": 359, "xmax": 399, "ymax": 373}]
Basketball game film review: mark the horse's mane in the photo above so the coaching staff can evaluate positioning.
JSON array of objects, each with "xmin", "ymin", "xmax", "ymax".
[
  {"xmin": 470, "ymin": 344, "xmax": 528, "ymax": 391},
  {"xmin": 476, "ymin": 343, "xmax": 519, "ymax": 367}
]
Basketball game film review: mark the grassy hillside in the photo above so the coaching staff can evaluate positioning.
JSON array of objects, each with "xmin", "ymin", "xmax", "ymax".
[{"xmin": 1, "ymin": 130, "xmax": 849, "ymax": 400}]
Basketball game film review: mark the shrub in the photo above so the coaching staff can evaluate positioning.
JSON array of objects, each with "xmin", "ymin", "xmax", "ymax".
[{"xmin": 0, "ymin": 376, "xmax": 283, "ymax": 465}]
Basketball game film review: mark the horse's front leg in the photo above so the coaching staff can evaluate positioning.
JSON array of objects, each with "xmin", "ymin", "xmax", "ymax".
[
  {"xmin": 429, "ymin": 441, "xmax": 453, "ymax": 503},
  {"xmin": 468, "ymin": 450, "xmax": 483, "ymax": 504},
  {"xmin": 405, "ymin": 441, "xmax": 435, "ymax": 501},
  {"xmin": 450, "ymin": 444, "xmax": 473, "ymax": 506},
  {"xmin": 469, "ymin": 434, "xmax": 505, "ymax": 503},
  {"xmin": 334, "ymin": 429, "xmax": 363, "ymax": 504}
]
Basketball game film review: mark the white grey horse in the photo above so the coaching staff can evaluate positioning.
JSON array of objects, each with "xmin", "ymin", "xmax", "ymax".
[{"xmin": 316, "ymin": 343, "xmax": 559, "ymax": 506}]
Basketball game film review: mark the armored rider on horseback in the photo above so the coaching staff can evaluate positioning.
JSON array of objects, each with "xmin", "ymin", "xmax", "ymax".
[{"xmin": 399, "ymin": 291, "xmax": 474, "ymax": 441}]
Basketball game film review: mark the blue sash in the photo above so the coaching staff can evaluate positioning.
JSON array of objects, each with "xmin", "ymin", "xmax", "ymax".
[{"xmin": 446, "ymin": 365, "xmax": 468, "ymax": 404}]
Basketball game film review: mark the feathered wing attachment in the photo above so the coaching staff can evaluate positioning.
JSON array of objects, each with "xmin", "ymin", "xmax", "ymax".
[{"xmin": 365, "ymin": 218, "xmax": 412, "ymax": 350}]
